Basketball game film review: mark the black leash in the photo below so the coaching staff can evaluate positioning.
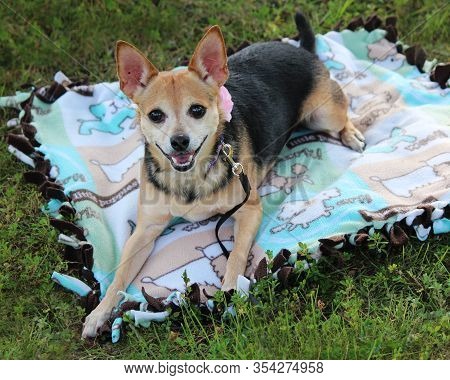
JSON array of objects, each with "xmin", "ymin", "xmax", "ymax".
[{"xmin": 215, "ymin": 144, "xmax": 252, "ymax": 259}]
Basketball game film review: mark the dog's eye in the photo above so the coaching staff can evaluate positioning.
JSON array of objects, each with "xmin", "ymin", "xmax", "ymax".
[
  {"xmin": 188, "ymin": 104, "xmax": 206, "ymax": 119},
  {"xmin": 148, "ymin": 109, "xmax": 165, "ymax": 123}
]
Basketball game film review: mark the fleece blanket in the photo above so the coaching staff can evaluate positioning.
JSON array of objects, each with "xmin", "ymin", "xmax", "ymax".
[{"xmin": 2, "ymin": 23, "xmax": 450, "ymax": 339}]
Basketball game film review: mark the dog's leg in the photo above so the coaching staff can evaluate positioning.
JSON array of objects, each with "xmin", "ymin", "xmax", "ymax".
[
  {"xmin": 339, "ymin": 118, "xmax": 365, "ymax": 152},
  {"xmin": 302, "ymin": 75, "xmax": 366, "ymax": 152},
  {"xmin": 221, "ymin": 195, "xmax": 262, "ymax": 291},
  {"xmin": 82, "ymin": 210, "xmax": 170, "ymax": 339}
]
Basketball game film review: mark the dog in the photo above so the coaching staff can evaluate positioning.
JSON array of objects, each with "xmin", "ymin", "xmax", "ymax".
[{"xmin": 81, "ymin": 12, "xmax": 365, "ymax": 338}]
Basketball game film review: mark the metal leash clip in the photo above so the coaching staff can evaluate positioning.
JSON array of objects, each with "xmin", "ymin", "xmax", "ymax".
[{"xmin": 222, "ymin": 143, "xmax": 244, "ymax": 176}]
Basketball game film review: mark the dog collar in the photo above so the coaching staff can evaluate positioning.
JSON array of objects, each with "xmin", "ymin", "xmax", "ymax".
[
  {"xmin": 205, "ymin": 134, "xmax": 225, "ymax": 176},
  {"xmin": 205, "ymin": 133, "xmax": 246, "ymax": 178}
]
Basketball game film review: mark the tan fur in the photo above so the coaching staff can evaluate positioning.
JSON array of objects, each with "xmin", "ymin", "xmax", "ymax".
[
  {"xmin": 301, "ymin": 69, "xmax": 365, "ymax": 152},
  {"xmin": 138, "ymin": 70, "xmax": 223, "ymax": 168}
]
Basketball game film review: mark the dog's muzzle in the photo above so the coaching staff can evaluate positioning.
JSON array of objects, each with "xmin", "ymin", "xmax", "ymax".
[{"xmin": 156, "ymin": 135, "xmax": 208, "ymax": 172}]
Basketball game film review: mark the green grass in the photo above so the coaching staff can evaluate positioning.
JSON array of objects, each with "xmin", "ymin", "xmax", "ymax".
[{"xmin": 0, "ymin": 0, "xmax": 449, "ymax": 359}]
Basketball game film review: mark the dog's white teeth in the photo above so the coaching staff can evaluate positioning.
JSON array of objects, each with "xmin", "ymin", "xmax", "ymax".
[{"xmin": 171, "ymin": 154, "xmax": 194, "ymax": 166}]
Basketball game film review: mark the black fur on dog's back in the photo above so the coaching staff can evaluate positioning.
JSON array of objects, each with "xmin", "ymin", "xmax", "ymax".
[{"xmin": 225, "ymin": 28, "xmax": 321, "ymax": 164}]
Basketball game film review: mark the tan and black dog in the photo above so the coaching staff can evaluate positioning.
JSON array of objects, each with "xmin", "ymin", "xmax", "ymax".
[{"xmin": 82, "ymin": 13, "xmax": 365, "ymax": 338}]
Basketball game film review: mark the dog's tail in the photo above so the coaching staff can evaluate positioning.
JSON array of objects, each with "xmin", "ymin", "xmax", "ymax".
[{"xmin": 295, "ymin": 12, "xmax": 315, "ymax": 54}]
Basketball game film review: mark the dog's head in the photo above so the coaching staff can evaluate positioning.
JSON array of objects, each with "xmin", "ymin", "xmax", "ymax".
[{"xmin": 116, "ymin": 26, "xmax": 229, "ymax": 172}]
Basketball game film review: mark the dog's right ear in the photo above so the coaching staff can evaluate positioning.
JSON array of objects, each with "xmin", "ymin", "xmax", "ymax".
[{"xmin": 115, "ymin": 41, "xmax": 159, "ymax": 100}]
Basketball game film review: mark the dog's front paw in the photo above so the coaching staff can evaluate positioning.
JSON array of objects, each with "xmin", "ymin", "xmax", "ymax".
[
  {"xmin": 82, "ymin": 303, "xmax": 112, "ymax": 340},
  {"xmin": 341, "ymin": 126, "xmax": 366, "ymax": 153},
  {"xmin": 221, "ymin": 273, "xmax": 238, "ymax": 292}
]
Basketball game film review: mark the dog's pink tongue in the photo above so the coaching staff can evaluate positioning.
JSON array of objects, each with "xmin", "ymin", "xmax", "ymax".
[{"xmin": 172, "ymin": 153, "xmax": 193, "ymax": 165}]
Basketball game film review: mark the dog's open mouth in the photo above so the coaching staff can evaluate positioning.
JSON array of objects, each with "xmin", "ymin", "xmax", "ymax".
[{"xmin": 157, "ymin": 136, "xmax": 207, "ymax": 172}]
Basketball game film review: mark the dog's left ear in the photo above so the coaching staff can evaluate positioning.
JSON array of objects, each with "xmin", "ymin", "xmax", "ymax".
[{"xmin": 189, "ymin": 26, "xmax": 228, "ymax": 87}]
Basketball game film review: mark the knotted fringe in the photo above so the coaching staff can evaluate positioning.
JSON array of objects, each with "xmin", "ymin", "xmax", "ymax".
[
  {"xmin": 337, "ymin": 15, "xmax": 449, "ymax": 87},
  {"xmin": 4, "ymin": 81, "xmax": 101, "ymax": 316}
]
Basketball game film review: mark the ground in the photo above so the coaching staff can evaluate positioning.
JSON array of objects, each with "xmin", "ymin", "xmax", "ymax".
[{"xmin": 0, "ymin": 0, "xmax": 449, "ymax": 359}]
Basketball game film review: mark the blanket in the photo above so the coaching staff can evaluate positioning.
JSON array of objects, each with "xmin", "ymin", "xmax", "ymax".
[{"xmin": 2, "ymin": 21, "xmax": 449, "ymax": 341}]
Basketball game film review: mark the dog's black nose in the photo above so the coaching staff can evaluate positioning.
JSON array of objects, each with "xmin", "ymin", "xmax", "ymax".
[{"xmin": 170, "ymin": 134, "xmax": 190, "ymax": 152}]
